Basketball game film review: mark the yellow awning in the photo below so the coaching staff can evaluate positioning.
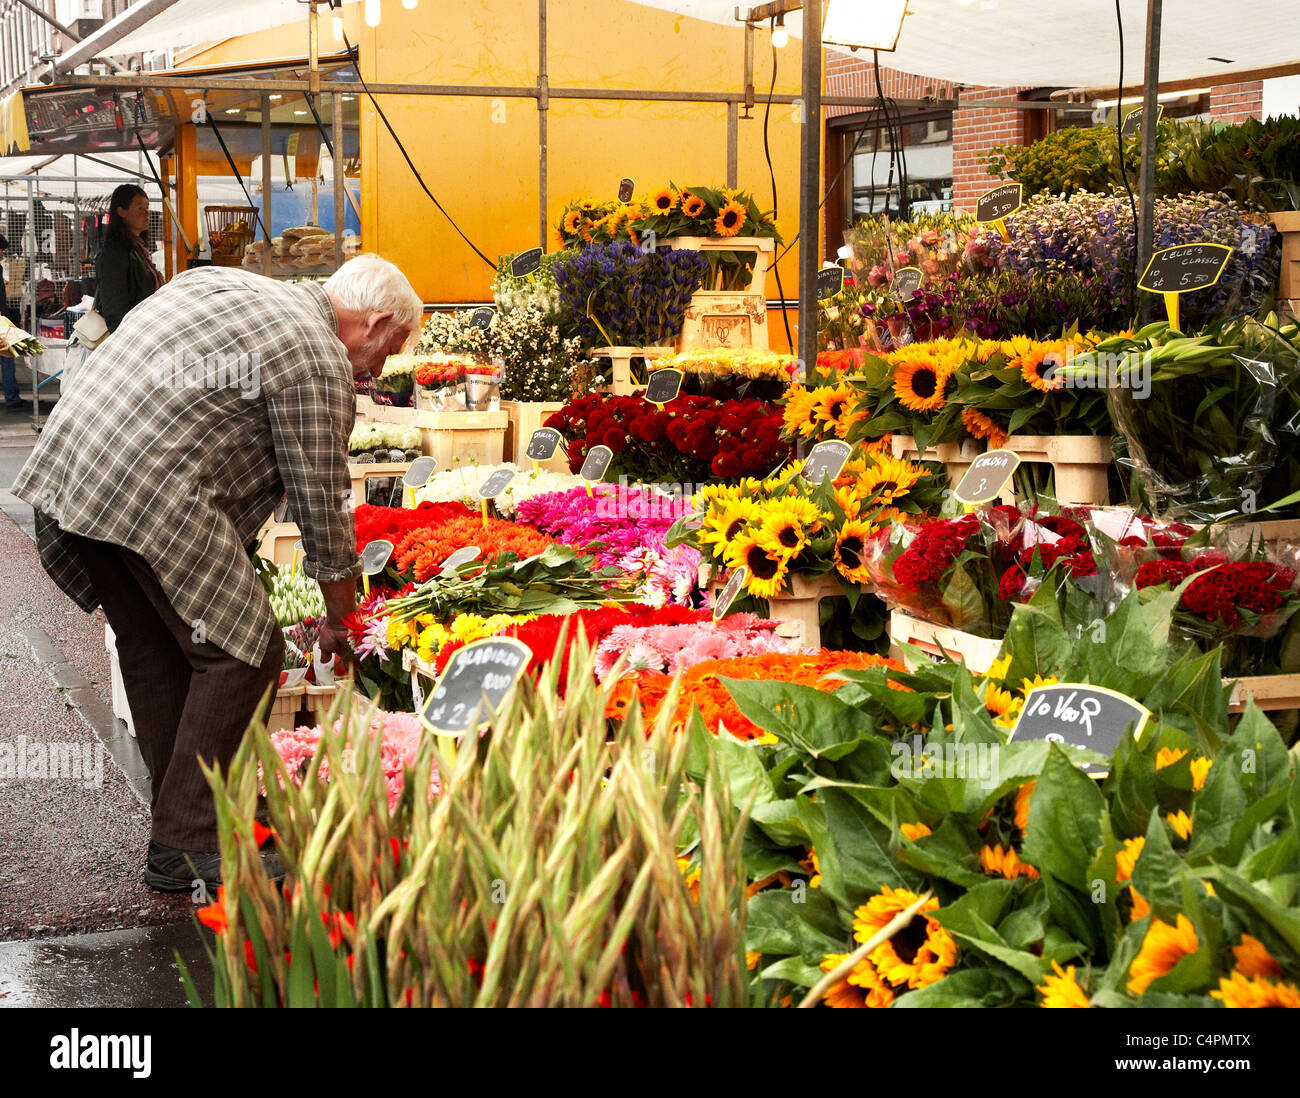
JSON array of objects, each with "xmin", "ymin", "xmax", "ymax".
[{"xmin": 0, "ymin": 90, "xmax": 30, "ymax": 157}]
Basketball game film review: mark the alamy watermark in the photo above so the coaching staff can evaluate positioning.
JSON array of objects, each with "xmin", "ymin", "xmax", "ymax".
[
  {"xmin": 1043, "ymin": 347, "xmax": 1152, "ymax": 400},
  {"xmin": 0, "ymin": 737, "xmax": 106, "ymax": 788},
  {"xmin": 890, "ymin": 735, "xmax": 1001, "ymax": 789},
  {"xmin": 150, "ymin": 350, "xmax": 263, "ymax": 400}
]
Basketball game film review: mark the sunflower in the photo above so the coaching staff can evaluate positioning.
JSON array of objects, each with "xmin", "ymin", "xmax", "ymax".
[
  {"xmin": 834, "ymin": 482, "xmax": 863, "ymax": 521},
  {"xmin": 1037, "ymin": 961, "xmax": 1091, "ymax": 1008},
  {"xmin": 818, "ymin": 953, "xmax": 895, "ymax": 1009},
  {"xmin": 675, "ymin": 855, "xmax": 700, "ymax": 903},
  {"xmin": 760, "ymin": 496, "xmax": 824, "ymax": 556},
  {"xmin": 1166, "ymin": 809, "xmax": 1193, "ymax": 841},
  {"xmin": 1020, "ymin": 673, "xmax": 1059, "ymax": 694},
  {"xmin": 858, "ymin": 453, "xmax": 929, "ymax": 507},
  {"xmin": 561, "ymin": 209, "xmax": 582, "ymax": 235},
  {"xmin": 834, "ymin": 519, "xmax": 876, "ymax": 584},
  {"xmin": 1233, "ymin": 934, "xmax": 1283, "ymax": 979},
  {"xmin": 700, "ymin": 497, "xmax": 763, "ymax": 559},
  {"xmin": 1128, "ymin": 887, "xmax": 1150, "ymax": 921},
  {"xmin": 649, "ymin": 186, "xmax": 679, "ymax": 213},
  {"xmin": 725, "ymin": 529, "xmax": 792, "ymax": 599},
  {"xmin": 681, "ymin": 192, "xmax": 706, "ymax": 219},
  {"xmin": 900, "ymin": 822, "xmax": 932, "ymax": 841},
  {"xmin": 892, "ymin": 355, "xmax": 949, "ymax": 413},
  {"xmin": 798, "ymin": 847, "xmax": 822, "ymax": 887},
  {"xmin": 979, "ymin": 843, "xmax": 1040, "ymax": 880},
  {"xmin": 812, "ymin": 384, "xmax": 862, "ymax": 438},
  {"xmin": 961, "ymin": 407, "xmax": 1009, "ymax": 448},
  {"xmin": 983, "ymin": 683, "xmax": 1019, "ymax": 721},
  {"xmin": 1127, "ymin": 913, "xmax": 1199, "ymax": 995},
  {"xmin": 853, "ymin": 885, "xmax": 957, "ymax": 991},
  {"xmin": 1012, "ymin": 779, "xmax": 1035, "ymax": 831},
  {"xmin": 1114, "ymin": 836, "xmax": 1144, "ymax": 883},
  {"xmin": 1211, "ymin": 971, "xmax": 1300, "ymax": 1008},
  {"xmin": 714, "ymin": 199, "xmax": 746, "ymax": 237},
  {"xmin": 782, "ymin": 386, "xmax": 821, "ymax": 439},
  {"xmin": 1014, "ymin": 342, "xmax": 1065, "ymax": 393}
]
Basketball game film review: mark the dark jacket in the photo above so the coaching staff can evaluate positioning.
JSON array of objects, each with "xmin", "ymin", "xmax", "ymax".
[{"xmin": 95, "ymin": 235, "xmax": 159, "ymax": 332}]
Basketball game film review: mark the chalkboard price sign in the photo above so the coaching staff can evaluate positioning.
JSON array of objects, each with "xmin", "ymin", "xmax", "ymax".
[
  {"xmin": 402, "ymin": 456, "xmax": 437, "ymax": 488},
  {"xmin": 1008, "ymin": 682, "xmax": 1150, "ymax": 776},
  {"xmin": 526, "ymin": 427, "xmax": 562, "ymax": 461},
  {"xmin": 713, "ymin": 566, "xmax": 749, "ymax": 623},
  {"xmin": 470, "ymin": 307, "xmax": 495, "ymax": 330},
  {"xmin": 510, "ymin": 248, "xmax": 543, "ymax": 278},
  {"xmin": 952, "ymin": 448, "xmax": 1021, "ymax": 505},
  {"xmin": 477, "ymin": 467, "xmax": 515, "ymax": 499},
  {"xmin": 1120, "ymin": 102, "xmax": 1163, "ymax": 138},
  {"xmin": 360, "ymin": 539, "xmax": 394, "ymax": 575},
  {"xmin": 618, "ymin": 177, "xmax": 636, "ymax": 202},
  {"xmin": 891, "ymin": 266, "xmax": 924, "ymax": 302},
  {"xmin": 1137, "ymin": 242, "xmax": 1233, "ymax": 332},
  {"xmin": 976, "ymin": 182, "xmax": 1023, "ymax": 224},
  {"xmin": 644, "ymin": 367, "xmax": 684, "ymax": 407},
  {"xmin": 420, "ymin": 636, "xmax": 531, "ymax": 736},
  {"xmin": 438, "ymin": 545, "xmax": 482, "ymax": 576},
  {"xmin": 580, "ymin": 444, "xmax": 614, "ymax": 484},
  {"xmin": 816, "ymin": 266, "xmax": 845, "ymax": 302},
  {"xmin": 801, "ymin": 439, "xmax": 852, "ymax": 485}
]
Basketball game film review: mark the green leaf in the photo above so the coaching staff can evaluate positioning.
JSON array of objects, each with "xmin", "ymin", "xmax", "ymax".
[
  {"xmin": 1021, "ymin": 746, "xmax": 1107, "ymax": 890},
  {"xmin": 817, "ymin": 788, "xmax": 921, "ymax": 910},
  {"xmin": 1200, "ymin": 865, "xmax": 1300, "ymax": 956},
  {"xmin": 892, "ymin": 968, "xmax": 1025, "ymax": 1007},
  {"xmin": 1131, "ymin": 809, "xmax": 1187, "ymax": 923},
  {"xmin": 720, "ymin": 678, "xmax": 864, "ymax": 760}
]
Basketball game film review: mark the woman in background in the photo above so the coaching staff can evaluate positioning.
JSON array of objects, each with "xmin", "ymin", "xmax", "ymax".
[{"xmin": 96, "ymin": 184, "xmax": 163, "ymax": 333}]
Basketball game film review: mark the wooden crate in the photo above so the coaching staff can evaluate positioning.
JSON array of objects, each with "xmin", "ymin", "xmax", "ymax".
[
  {"xmin": 255, "ymin": 517, "xmax": 302, "ymax": 566},
  {"xmin": 1273, "ymin": 210, "xmax": 1300, "ymax": 303},
  {"xmin": 706, "ymin": 568, "xmax": 844, "ymax": 649},
  {"xmin": 1227, "ymin": 674, "xmax": 1300, "ymax": 714},
  {"xmin": 590, "ymin": 346, "xmax": 676, "ymax": 395},
  {"xmin": 266, "ymin": 683, "xmax": 309, "ymax": 736},
  {"xmin": 1001, "ymin": 434, "xmax": 1112, "ymax": 506},
  {"xmin": 891, "ymin": 434, "xmax": 983, "ymax": 487},
  {"xmin": 665, "ymin": 237, "xmax": 775, "ymax": 352},
  {"xmin": 356, "ymin": 401, "xmax": 507, "ymax": 469},
  {"xmin": 348, "ymin": 461, "xmax": 411, "ymax": 507},
  {"xmin": 888, "ymin": 610, "xmax": 1003, "ymax": 674},
  {"xmin": 501, "ymin": 400, "xmax": 569, "ymax": 472}
]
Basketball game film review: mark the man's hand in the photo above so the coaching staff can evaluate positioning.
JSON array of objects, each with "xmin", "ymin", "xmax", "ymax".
[
  {"xmin": 318, "ymin": 614, "xmax": 355, "ymax": 671},
  {"xmin": 317, "ymin": 577, "xmax": 358, "ymax": 673}
]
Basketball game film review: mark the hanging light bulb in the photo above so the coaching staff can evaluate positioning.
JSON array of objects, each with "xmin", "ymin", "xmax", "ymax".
[
  {"xmin": 401, "ymin": 0, "xmax": 417, "ymax": 8},
  {"xmin": 364, "ymin": 0, "xmax": 381, "ymax": 28},
  {"xmin": 771, "ymin": 14, "xmax": 788, "ymax": 48},
  {"xmin": 333, "ymin": 15, "xmax": 344, "ymax": 40}
]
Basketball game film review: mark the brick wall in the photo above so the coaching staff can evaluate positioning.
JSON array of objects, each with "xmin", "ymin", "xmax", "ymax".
[
  {"xmin": 1209, "ymin": 80, "xmax": 1264, "ymax": 124},
  {"xmin": 824, "ymin": 52, "xmax": 956, "ymax": 115},
  {"xmin": 951, "ymin": 85, "xmax": 1032, "ymax": 211}
]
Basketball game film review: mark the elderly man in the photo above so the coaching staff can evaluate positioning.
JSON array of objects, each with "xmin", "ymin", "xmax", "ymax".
[{"xmin": 13, "ymin": 254, "xmax": 422, "ymax": 891}]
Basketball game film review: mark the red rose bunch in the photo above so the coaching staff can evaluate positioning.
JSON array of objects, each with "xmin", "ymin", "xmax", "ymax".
[{"xmin": 545, "ymin": 392, "xmax": 791, "ymax": 483}]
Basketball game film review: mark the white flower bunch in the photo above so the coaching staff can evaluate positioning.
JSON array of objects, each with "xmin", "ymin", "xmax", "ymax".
[
  {"xmin": 413, "ymin": 461, "xmax": 581, "ymax": 515},
  {"xmin": 348, "ymin": 422, "xmax": 421, "ymax": 454}
]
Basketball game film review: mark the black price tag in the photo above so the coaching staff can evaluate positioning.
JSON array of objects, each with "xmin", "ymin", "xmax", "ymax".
[
  {"xmin": 618, "ymin": 177, "xmax": 636, "ymax": 202},
  {"xmin": 1008, "ymin": 683, "xmax": 1150, "ymax": 776},
  {"xmin": 402, "ymin": 456, "xmax": 437, "ymax": 488},
  {"xmin": 510, "ymin": 248, "xmax": 543, "ymax": 278},
  {"xmin": 470, "ymin": 307, "xmax": 495, "ymax": 330},
  {"xmin": 815, "ymin": 266, "xmax": 845, "ymax": 302},
  {"xmin": 976, "ymin": 182, "xmax": 1023, "ymax": 224},
  {"xmin": 801, "ymin": 440, "xmax": 851, "ymax": 485},
  {"xmin": 477, "ymin": 467, "xmax": 515, "ymax": 499},
  {"xmin": 713, "ymin": 566, "xmax": 748, "ymax": 622},
  {"xmin": 420, "ymin": 637, "xmax": 531, "ymax": 736},
  {"xmin": 580, "ymin": 444, "xmax": 614, "ymax": 484},
  {"xmin": 1137, "ymin": 242, "xmax": 1233, "ymax": 295},
  {"xmin": 360, "ymin": 539, "xmax": 394, "ymax": 575},
  {"xmin": 644, "ymin": 368, "xmax": 684, "ymax": 407},
  {"xmin": 1120, "ymin": 102, "xmax": 1162, "ymax": 138},
  {"xmin": 526, "ymin": 427, "xmax": 562, "ymax": 461},
  {"xmin": 439, "ymin": 545, "xmax": 482, "ymax": 576},
  {"xmin": 952, "ymin": 449, "xmax": 1020, "ymax": 505},
  {"xmin": 891, "ymin": 266, "xmax": 924, "ymax": 302}
]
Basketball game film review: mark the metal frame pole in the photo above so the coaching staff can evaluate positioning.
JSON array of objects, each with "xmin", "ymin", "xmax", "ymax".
[
  {"xmin": 1137, "ymin": 0, "xmax": 1161, "ymax": 324},
  {"xmin": 538, "ymin": 0, "xmax": 548, "ymax": 251},
  {"xmin": 261, "ymin": 93, "xmax": 272, "ymax": 276},
  {"xmin": 333, "ymin": 89, "xmax": 344, "ymax": 269},
  {"xmin": 797, "ymin": 0, "xmax": 822, "ymax": 371}
]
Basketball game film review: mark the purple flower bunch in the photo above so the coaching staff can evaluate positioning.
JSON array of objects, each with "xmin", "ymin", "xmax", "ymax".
[{"xmin": 552, "ymin": 242, "xmax": 710, "ymax": 347}]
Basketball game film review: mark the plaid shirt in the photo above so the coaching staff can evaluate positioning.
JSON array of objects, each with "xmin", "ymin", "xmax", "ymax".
[{"xmin": 13, "ymin": 266, "xmax": 360, "ymax": 667}]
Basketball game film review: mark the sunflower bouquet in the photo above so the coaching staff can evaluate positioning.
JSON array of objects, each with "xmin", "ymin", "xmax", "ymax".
[
  {"xmin": 556, "ymin": 183, "xmax": 782, "ymax": 251},
  {"xmin": 844, "ymin": 339, "xmax": 977, "ymax": 455}
]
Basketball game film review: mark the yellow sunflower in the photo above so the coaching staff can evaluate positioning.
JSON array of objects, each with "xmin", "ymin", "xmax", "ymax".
[
  {"xmin": 833, "ymin": 519, "xmax": 876, "ymax": 584},
  {"xmin": 1114, "ymin": 836, "xmax": 1144, "ymax": 883},
  {"xmin": 1013, "ymin": 341, "xmax": 1065, "ymax": 393},
  {"xmin": 782, "ymin": 386, "xmax": 821, "ymax": 439},
  {"xmin": 858, "ymin": 453, "xmax": 929, "ymax": 507},
  {"xmin": 681, "ymin": 192, "xmax": 706, "ymax": 218},
  {"xmin": 892, "ymin": 355, "xmax": 949, "ymax": 413},
  {"xmin": 834, "ymin": 482, "xmax": 863, "ymax": 521},
  {"xmin": 1233, "ymin": 934, "xmax": 1283, "ymax": 979},
  {"xmin": 1127, "ymin": 913, "xmax": 1199, "ymax": 995},
  {"xmin": 1037, "ymin": 961, "xmax": 1091, "ymax": 1008},
  {"xmin": 1166, "ymin": 809, "xmax": 1193, "ymax": 841},
  {"xmin": 961, "ymin": 407, "xmax": 1009, "ymax": 448},
  {"xmin": 714, "ymin": 199, "xmax": 746, "ymax": 237},
  {"xmin": 1012, "ymin": 779, "xmax": 1035, "ymax": 831},
  {"xmin": 649, "ymin": 186, "xmax": 679, "ymax": 213},
  {"xmin": 561, "ymin": 209, "xmax": 582, "ymax": 235},
  {"xmin": 1189, "ymin": 756, "xmax": 1212, "ymax": 790},
  {"xmin": 700, "ymin": 497, "xmax": 763, "ymax": 559},
  {"xmin": 799, "ymin": 846, "xmax": 822, "ymax": 887},
  {"xmin": 818, "ymin": 953, "xmax": 895, "ymax": 1009},
  {"xmin": 853, "ymin": 885, "xmax": 957, "ymax": 991},
  {"xmin": 725, "ymin": 529, "xmax": 792, "ymax": 599},
  {"xmin": 813, "ymin": 384, "xmax": 862, "ymax": 438},
  {"xmin": 760, "ymin": 496, "xmax": 825, "ymax": 556},
  {"xmin": 983, "ymin": 683, "xmax": 1019, "ymax": 721},
  {"xmin": 1129, "ymin": 887, "xmax": 1150, "ymax": 921},
  {"xmin": 1021, "ymin": 673, "xmax": 1059, "ymax": 694},
  {"xmin": 979, "ymin": 843, "xmax": 1040, "ymax": 880},
  {"xmin": 1211, "ymin": 971, "xmax": 1300, "ymax": 1008}
]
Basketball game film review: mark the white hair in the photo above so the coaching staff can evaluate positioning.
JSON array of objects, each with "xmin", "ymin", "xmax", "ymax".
[{"xmin": 323, "ymin": 253, "xmax": 423, "ymax": 331}]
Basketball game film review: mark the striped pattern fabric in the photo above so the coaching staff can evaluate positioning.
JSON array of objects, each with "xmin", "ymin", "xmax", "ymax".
[{"xmin": 13, "ymin": 266, "xmax": 361, "ymax": 667}]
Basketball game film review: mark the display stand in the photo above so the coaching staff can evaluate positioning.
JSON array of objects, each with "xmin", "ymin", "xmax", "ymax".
[
  {"xmin": 1000, "ymin": 435, "xmax": 1112, "ymax": 506},
  {"xmin": 501, "ymin": 400, "xmax": 569, "ymax": 472},
  {"xmin": 668, "ymin": 236, "xmax": 775, "ymax": 352},
  {"xmin": 591, "ymin": 346, "xmax": 676, "ymax": 396},
  {"xmin": 705, "ymin": 567, "xmax": 843, "ymax": 649},
  {"xmin": 891, "ymin": 435, "xmax": 982, "ymax": 487},
  {"xmin": 359, "ymin": 400, "xmax": 507, "ymax": 468},
  {"xmin": 888, "ymin": 610, "xmax": 1003, "ymax": 674}
]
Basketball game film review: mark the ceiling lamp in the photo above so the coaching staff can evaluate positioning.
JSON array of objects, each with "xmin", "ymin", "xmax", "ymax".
[
  {"xmin": 364, "ymin": 0, "xmax": 381, "ymax": 28},
  {"xmin": 771, "ymin": 13, "xmax": 788, "ymax": 47},
  {"xmin": 822, "ymin": 0, "xmax": 908, "ymax": 52}
]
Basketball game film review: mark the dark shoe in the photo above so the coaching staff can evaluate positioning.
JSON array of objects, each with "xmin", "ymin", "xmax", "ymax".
[{"xmin": 144, "ymin": 839, "xmax": 285, "ymax": 893}]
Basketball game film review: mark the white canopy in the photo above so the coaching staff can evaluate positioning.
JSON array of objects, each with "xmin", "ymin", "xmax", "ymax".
[
  {"xmin": 629, "ymin": 0, "xmax": 1300, "ymax": 89},
  {"xmin": 105, "ymin": 0, "xmax": 361, "ymax": 57}
]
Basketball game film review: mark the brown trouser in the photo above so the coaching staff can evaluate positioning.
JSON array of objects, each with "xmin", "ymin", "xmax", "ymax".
[{"xmin": 72, "ymin": 535, "xmax": 284, "ymax": 850}]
